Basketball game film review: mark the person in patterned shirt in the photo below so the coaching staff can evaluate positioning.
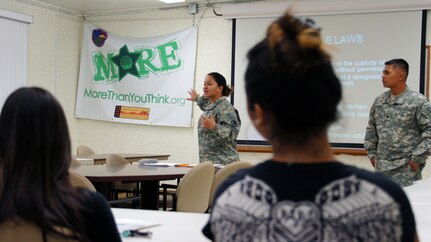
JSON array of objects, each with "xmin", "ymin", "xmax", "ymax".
[{"xmin": 203, "ymin": 12, "xmax": 419, "ymax": 242}]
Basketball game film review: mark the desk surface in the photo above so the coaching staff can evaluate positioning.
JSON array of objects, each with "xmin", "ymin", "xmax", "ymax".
[
  {"xmin": 112, "ymin": 208, "xmax": 210, "ymax": 242},
  {"xmin": 404, "ymin": 177, "xmax": 431, "ymax": 242},
  {"xmin": 71, "ymin": 163, "xmax": 189, "ymax": 182},
  {"xmin": 76, "ymin": 153, "xmax": 170, "ymax": 165}
]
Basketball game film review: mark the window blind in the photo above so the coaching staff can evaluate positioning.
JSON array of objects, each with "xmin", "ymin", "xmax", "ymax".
[{"xmin": 0, "ymin": 9, "xmax": 32, "ymax": 108}]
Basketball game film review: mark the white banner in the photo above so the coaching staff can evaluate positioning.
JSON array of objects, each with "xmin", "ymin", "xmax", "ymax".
[{"xmin": 75, "ymin": 22, "xmax": 197, "ymax": 127}]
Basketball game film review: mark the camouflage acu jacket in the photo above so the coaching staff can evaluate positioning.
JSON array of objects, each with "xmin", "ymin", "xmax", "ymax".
[
  {"xmin": 364, "ymin": 87, "xmax": 431, "ymax": 171},
  {"xmin": 196, "ymin": 95, "xmax": 241, "ymax": 165}
]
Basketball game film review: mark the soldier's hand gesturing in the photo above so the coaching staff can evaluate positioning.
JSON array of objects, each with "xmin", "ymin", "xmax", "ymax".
[
  {"xmin": 201, "ymin": 114, "xmax": 216, "ymax": 130},
  {"xmin": 187, "ymin": 89, "xmax": 198, "ymax": 101}
]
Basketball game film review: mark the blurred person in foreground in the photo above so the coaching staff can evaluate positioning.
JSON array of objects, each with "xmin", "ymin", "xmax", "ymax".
[
  {"xmin": 203, "ymin": 11, "xmax": 418, "ymax": 242},
  {"xmin": 365, "ymin": 58, "xmax": 431, "ymax": 187},
  {"xmin": 0, "ymin": 87, "xmax": 120, "ymax": 242}
]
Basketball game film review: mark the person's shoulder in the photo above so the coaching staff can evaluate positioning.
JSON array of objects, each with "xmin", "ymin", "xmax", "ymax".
[
  {"xmin": 218, "ymin": 97, "xmax": 233, "ymax": 107},
  {"xmin": 374, "ymin": 90, "xmax": 391, "ymax": 103},
  {"xmin": 75, "ymin": 190, "xmax": 121, "ymax": 242},
  {"xmin": 406, "ymin": 89, "xmax": 429, "ymax": 102},
  {"xmin": 400, "ymin": 90, "xmax": 431, "ymax": 111},
  {"xmin": 343, "ymin": 164, "xmax": 385, "ymax": 181},
  {"xmin": 223, "ymin": 161, "xmax": 273, "ymax": 183},
  {"xmin": 216, "ymin": 98, "xmax": 237, "ymax": 112},
  {"xmin": 76, "ymin": 188, "xmax": 108, "ymax": 206},
  {"xmin": 224, "ymin": 164, "xmax": 254, "ymax": 182},
  {"xmin": 216, "ymin": 162, "xmax": 265, "ymax": 192},
  {"xmin": 212, "ymin": 165, "xmax": 248, "ymax": 200},
  {"xmin": 344, "ymin": 165, "xmax": 407, "ymax": 195}
]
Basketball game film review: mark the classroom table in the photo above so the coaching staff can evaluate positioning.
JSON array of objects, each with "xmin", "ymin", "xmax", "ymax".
[
  {"xmin": 403, "ymin": 176, "xmax": 431, "ymax": 242},
  {"xmin": 75, "ymin": 153, "xmax": 170, "ymax": 165},
  {"xmin": 112, "ymin": 208, "xmax": 211, "ymax": 242},
  {"xmin": 71, "ymin": 163, "xmax": 189, "ymax": 209}
]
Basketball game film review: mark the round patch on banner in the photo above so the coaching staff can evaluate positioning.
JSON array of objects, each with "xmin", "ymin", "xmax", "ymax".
[{"xmin": 92, "ymin": 28, "xmax": 108, "ymax": 47}]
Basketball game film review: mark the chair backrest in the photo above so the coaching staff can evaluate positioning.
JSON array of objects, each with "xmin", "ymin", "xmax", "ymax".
[
  {"xmin": 0, "ymin": 220, "xmax": 77, "ymax": 242},
  {"xmin": 106, "ymin": 153, "xmax": 128, "ymax": 166},
  {"xmin": 176, "ymin": 161, "xmax": 215, "ymax": 213},
  {"xmin": 76, "ymin": 145, "xmax": 95, "ymax": 156},
  {"xmin": 209, "ymin": 161, "xmax": 253, "ymax": 206},
  {"xmin": 69, "ymin": 169, "xmax": 96, "ymax": 192},
  {"xmin": 105, "ymin": 153, "xmax": 137, "ymax": 191}
]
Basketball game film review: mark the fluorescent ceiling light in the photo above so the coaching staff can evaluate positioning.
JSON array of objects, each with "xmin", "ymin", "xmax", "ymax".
[{"xmin": 159, "ymin": 0, "xmax": 185, "ymax": 3}]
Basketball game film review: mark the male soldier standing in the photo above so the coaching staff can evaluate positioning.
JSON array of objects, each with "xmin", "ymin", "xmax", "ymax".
[{"xmin": 365, "ymin": 58, "xmax": 431, "ymax": 187}]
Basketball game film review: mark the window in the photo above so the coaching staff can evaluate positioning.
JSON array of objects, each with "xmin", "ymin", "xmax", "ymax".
[{"xmin": 0, "ymin": 8, "xmax": 32, "ymax": 108}]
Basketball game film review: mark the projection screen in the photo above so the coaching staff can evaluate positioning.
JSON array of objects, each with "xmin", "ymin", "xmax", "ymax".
[{"xmin": 232, "ymin": 10, "xmax": 426, "ymax": 148}]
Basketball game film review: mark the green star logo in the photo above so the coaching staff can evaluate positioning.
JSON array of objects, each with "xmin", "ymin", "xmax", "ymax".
[{"xmin": 111, "ymin": 44, "xmax": 141, "ymax": 81}]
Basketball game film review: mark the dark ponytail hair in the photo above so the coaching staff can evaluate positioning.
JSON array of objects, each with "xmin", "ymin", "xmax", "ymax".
[
  {"xmin": 207, "ymin": 72, "xmax": 233, "ymax": 97},
  {"xmin": 245, "ymin": 11, "xmax": 341, "ymax": 145}
]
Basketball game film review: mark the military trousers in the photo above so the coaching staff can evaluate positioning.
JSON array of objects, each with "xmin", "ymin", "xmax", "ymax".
[{"xmin": 378, "ymin": 163, "xmax": 422, "ymax": 187}]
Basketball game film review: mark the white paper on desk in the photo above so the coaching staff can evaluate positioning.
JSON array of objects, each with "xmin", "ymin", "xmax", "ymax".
[
  {"xmin": 138, "ymin": 159, "xmax": 159, "ymax": 165},
  {"xmin": 116, "ymin": 218, "xmax": 161, "ymax": 232},
  {"xmin": 140, "ymin": 162, "xmax": 177, "ymax": 167},
  {"xmin": 75, "ymin": 158, "xmax": 94, "ymax": 165}
]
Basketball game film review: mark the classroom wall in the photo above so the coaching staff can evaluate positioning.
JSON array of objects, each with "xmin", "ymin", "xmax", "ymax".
[
  {"xmin": 1, "ymin": 0, "xmax": 431, "ymax": 178},
  {"xmin": 0, "ymin": 0, "xmax": 83, "ymax": 146},
  {"xmin": 79, "ymin": 9, "xmax": 235, "ymax": 164},
  {"xmin": 0, "ymin": 1, "xmax": 232, "ymax": 164}
]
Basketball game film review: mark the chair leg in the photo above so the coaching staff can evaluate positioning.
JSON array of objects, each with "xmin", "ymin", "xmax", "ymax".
[
  {"xmin": 160, "ymin": 182, "xmax": 179, "ymax": 211},
  {"xmin": 163, "ymin": 187, "xmax": 167, "ymax": 211},
  {"xmin": 172, "ymin": 194, "xmax": 177, "ymax": 211}
]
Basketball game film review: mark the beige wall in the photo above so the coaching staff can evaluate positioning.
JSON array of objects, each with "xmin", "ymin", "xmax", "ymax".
[
  {"xmin": 79, "ymin": 11, "xmax": 234, "ymax": 164},
  {"xmin": 1, "ymin": 1, "xmax": 430, "ymax": 178},
  {"xmin": 0, "ymin": 0, "xmax": 83, "ymax": 149},
  {"xmin": 0, "ymin": 1, "xmax": 232, "ymax": 164}
]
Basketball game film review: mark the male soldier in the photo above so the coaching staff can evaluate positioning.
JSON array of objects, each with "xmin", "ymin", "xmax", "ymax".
[{"xmin": 364, "ymin": 58, "xmax": 431, "ymax": 186}]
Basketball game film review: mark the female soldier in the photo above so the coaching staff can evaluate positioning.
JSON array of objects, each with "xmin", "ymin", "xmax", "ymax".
[{"xmin": 188, "ymin": 72, "xmax": 241, "ymax": 165}]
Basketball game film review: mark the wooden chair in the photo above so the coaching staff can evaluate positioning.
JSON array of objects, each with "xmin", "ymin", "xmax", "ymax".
[
  {"xmin": 163, "ymin": 161, "xmax": 215, "ymax": 213},
  {"xmin": 208, "ymin": 161, "xmax": 253, "ymax": 208},
  {"xmin": 76, "ymin": 145, "xmax": 95, "ymax": 156},
  {"xmin": 69, "ymin": 169, "xmax": 96, "ymax": 192}
]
